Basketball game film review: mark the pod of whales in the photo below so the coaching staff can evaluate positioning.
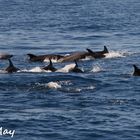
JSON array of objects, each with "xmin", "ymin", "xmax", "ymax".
[
  {"xmin": 133, "ymin": 65, "xmax": 140, "ymax": 76},
  {"xmin": 1, "ymin": 46, "xmax": 139, "ymax": 76},
  {"xmin": 27, "ymin": 46, "xmax": 109, "ymax": 62}
]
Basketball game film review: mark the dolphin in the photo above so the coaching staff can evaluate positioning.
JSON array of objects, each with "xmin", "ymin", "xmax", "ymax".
[
  {"xmin": 5, "ymin": 59, "xmax": 20, "ymax": 73},
  {"xmin": 60, "ymin": 46, "xmax": 109, "ymax": 62},
  {"xmin": 86, "ymin": 46, "xmax": 109, "ymax": 58},
  {"xmin": 60, "ymin": 51, "xmax": 90, "ymax": 62},
  {"xmin": 133, "ymin": 65, "xmax": 140, "ymax": 76},
  {"xmin": 70, "ymin": 61, "xmax": 83, "ymax": 73},
  {"xmin": 42, "ymin": 59, "xmax": 57, "ymax": 72},
  {"xmin": 27, "ymin": 53, "xmax": 64, "ymax": 62},
  {"xmin": 0, "ymin": 53, "xmax": 13, "ymax": 60}
]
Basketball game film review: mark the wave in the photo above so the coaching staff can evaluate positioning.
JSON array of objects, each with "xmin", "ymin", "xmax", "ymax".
[
  {"xmin": 35, "ymin": 80, "xmax": 95, "ymax": 92},
  {"xmin": 61, "ymin": 85, "xmax": 96, "ymax": 93}
]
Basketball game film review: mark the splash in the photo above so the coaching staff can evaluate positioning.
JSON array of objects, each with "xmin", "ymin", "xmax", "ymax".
[
  {"xmin": 59, "ymin": 80, "xmax": 72, "ymax": 86},
  {"xmin": 0, "ymin": 70, "xmax": 7, "ymax": 73},
  {"xmin": 56, "ymin": 63, "xmax": 76, "ymax": 73},
  {"xmin": 65, "ymin": 85, "xmax": 95, "ymax": 93},
  {"xmin": 86, "ymin": 86, "xmax": 96, "ymax": 90},
  {"xmin": 22, "ymin": 67, "xmax": 50, "ymax": 73},
  {"xmin": 91, "ymin": 65, "xmax": 102, "ymax": 73},
  {"xmin": 74, "ymin": 86, "xmax": 95, "ymax": 92},
  {"xmin": 105, "ymin": 51, "xmax": 125, "ymax": 58},
  {"xmin": 34, "ymin": 82, "xmax": 61, "ymax": 89},
  {"xmin": 44, "ymin": 58, "xmax": 59, "ymax": 63},
  {"xmin": 47, "ymin": 82, "xmax": 61, "ymax": 89}
]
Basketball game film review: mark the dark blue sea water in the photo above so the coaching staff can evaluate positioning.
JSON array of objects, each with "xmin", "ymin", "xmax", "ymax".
[{"xmin": 0, "ymin": 0, "xmax": 140, "ymax": 140}]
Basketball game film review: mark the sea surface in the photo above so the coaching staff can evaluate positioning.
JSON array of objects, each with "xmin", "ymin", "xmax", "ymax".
[{"xmin": 0, "ymin": 0, "xmax": 140, "ymax": 140}]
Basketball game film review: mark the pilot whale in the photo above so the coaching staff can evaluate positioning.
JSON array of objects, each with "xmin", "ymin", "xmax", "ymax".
[
  {"xmin": 0, "ymin": 53, "xmax": 13, "ymax": 60},
  {"xmin": 86, "ymin": 46, "xmax": 109, "ymax": 58},
  {"xmin": 133, "ymin": 65, "xmax": 140, "ymax": 76},
  {"xmin": 27, "ymin": 53, "xmax": 64, "ymax": 62},
  {"xmin": 5, "ymin": 59, "xmax": 20, "ymax": 73},
  {"xmin": 60, "ymin": 46, "xmax": 109, "ymax": 62},
  {"xmin": 42, "ymin": 59, "xmax": 57, "ymax": 72}
]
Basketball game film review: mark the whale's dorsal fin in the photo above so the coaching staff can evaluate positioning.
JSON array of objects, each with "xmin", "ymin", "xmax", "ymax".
[
  {"xmin": 43, "ymin": 59, "xmax": 57, "ymax": 72},
  {"xmin": 49, "ymin": 59, "xmax": 53, "ymax": 67},
  {"xmin": 133, "ymin": 64, "xmax": 140, "ymax": 72},
  {"xmin": 103, "ymin": 46, "xmax": 109, "ymax": 53},
  {"xmin": 71, "ymin": 61, "xmax": 83, "ymax": 73},
  {"xmin": 74, "ymin": 60, "xmax": 78, "ymax": 68},
  {"xmin": 86, "ymin": 48, "xmax": 94, "ymax": 54},
  {"xmin": 133, "ymin": 65, "xmax": 140, "ymax": 76},
  {"xmin": 5, "ymin": 59, "xmax": 19, "ymax": 73},
  {"xmin": 8, "ymin": 59, "xmax": 14, "ymax": 67}
]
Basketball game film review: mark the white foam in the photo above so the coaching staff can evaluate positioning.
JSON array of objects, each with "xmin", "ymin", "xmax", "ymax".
[
  {"xmin": 105, "ymin": 51, "xmax": 125, "ymax": 58},
  {"xmin": 47, "ymin": 82, "xmax": 61, "ymax": 89},
  {"xmin": 59, "ymin": 80, "xmax": 72, "ymax": 85},
  {"xmin": 91, "ymin": 65, "xmax": 102, "ymax": 72},
  {"xmin": 22, "ymin": 67, "xmax": 49, "ymax": 73},
  {"xmin": 65, "ymin": 85, "xmax": 95, "ymax": 93},
  {"xmin": 0, "ymin": 70, "xmax": 7, "ymax": 73},
  {"xmin": 56, "ymin": 63, "xmax": 76, "ymax": 73},
  {"xmin": 75, "ymin": 88, "xmax": 82, "ymax": 92},
  {"xmin": 64, "ymin": 53, "xmax": 70, "ymax": 56},
  {"xmin": 29, "ymin": 67, "xmax": 44, "ymax": 72},
  {"xmin": 86, "ymin": 86, "xmax": 95, "ymax": 90},
  {"xmin": 44, "ymin": 58, "xmax": 59, "ymax": 63},
  {"xmin": 17, "ymin": 63, "xmax": 80, "ymax": 73},
  {"xmin": 80, "ymin": 86, "xmax": 95, "ymax": 91}
]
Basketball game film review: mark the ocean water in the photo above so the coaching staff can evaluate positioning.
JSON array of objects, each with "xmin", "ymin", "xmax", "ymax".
[{"xmin": 0, "ymin": 0, "xmax": 140, "ymax": 140}]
